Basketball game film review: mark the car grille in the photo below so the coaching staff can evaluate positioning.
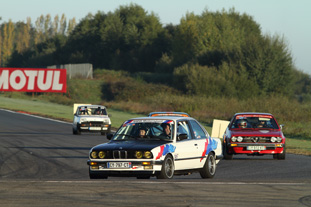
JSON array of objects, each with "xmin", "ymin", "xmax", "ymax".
[
  {"xmin": 81, "ymin": 121, "xmax": 104, "ymax": 127},
  {"xmin": 99, "ymin": 150, "xmax": 136, "ymax": 159},
  {"xmin": 113, "ymin": 150, "xmax": 128, "ymax": 159},
  {"xmin": 242, "ymin": 137, "xmax": 272, "ymax": 143}
]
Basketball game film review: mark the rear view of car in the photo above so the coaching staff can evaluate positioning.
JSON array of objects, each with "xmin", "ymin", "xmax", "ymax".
[{"xmin": 223, "ymin": 112, "xmax": 286, "ymax": 160}]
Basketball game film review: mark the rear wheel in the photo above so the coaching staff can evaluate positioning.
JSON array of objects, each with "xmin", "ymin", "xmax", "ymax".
[
  {"xmin": 157, "ymin": 155, "xmax": 174, "ymax": 179},
  {"xmin": 200, "ymin": 152, "xmax": 216, "ymax": 178}
]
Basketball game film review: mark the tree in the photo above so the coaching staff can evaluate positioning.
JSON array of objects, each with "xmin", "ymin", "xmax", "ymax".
[{"xmin": 1, "ymin": 20, "xmax": 15, "ymax": 66}]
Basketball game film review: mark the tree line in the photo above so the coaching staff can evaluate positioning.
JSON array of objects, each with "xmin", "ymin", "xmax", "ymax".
[{"xmin": 0, "ymin": 4, "xmax": 310, "ymax": 101}]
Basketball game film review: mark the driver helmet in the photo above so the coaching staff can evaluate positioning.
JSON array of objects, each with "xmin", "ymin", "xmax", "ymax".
[{"xmin": 237, "ymin": 119, "xmax": 247, "ymax": 128}]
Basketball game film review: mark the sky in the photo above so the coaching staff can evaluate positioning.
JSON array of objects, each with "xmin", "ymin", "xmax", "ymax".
[{"xmin": 1, "ymin": 0, "xmax": 311, "ymax": 75}]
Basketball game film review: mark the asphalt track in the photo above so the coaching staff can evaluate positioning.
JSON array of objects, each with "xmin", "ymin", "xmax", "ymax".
[{"xmin": 0, "ymin": 109, "xmax": 310, "ymax": 207}]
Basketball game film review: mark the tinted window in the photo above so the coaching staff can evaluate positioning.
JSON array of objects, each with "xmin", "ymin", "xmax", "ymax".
[
  {"xmin": 177, "ymin": 121, "xmax": 193, "ymax": 140},
  {"xmin": 190, "ymin": 120, "xmax": 207, "ymax": 139}
]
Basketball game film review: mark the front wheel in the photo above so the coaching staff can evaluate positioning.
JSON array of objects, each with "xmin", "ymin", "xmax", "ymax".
[
  {"xmin": 200, "ymin": 152, "xmax": 216, "ymax": 178},
  {"xmin": 273, "ymin": 146, "xmax": 286, "ymax": 160},
  {"xmin": 89, "ymin": 169, "xmax": 108, "ymax": 179},
  {"xmin": 223, "ymin": 143, "xmax": 233, "ymax": 160},
  {"xmin": 157, "ymin": 155, "xmax": 174, "ymax": 179}
]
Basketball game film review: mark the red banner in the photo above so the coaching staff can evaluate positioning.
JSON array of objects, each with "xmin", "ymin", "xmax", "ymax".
[{"xmin": 0, "ymin": 68, "xmax": 67, "ymax": 93}]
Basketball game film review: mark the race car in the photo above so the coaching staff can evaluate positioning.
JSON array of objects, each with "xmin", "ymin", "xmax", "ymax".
[
  {"xmin": 148, "ymin": 112, "xmax": 190, "ymax": 117},
  {"xmin": 72, "ymin": 104, "xmax": 111, "ymax": 135},
  {"xmin": 87, "ymin": 116, "xmax": 222, "ymax": 179},
  {"xmin": 223, "ymin": 112, "xmax": 286, "ymax": 160}
]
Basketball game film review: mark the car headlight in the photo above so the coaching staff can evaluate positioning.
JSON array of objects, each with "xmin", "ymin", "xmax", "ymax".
[
  {"xmin": 144, "ymin": 151, "xmax": 152, "ymax": 159},
  {"xmin": 91, "ymin": 151, "xmax": 97, "ymax": 159},
  {"xmin": 277, "ymin": 137, "xmax": 282, "ymax": 143},
  {"xmin": 271, "ymin": 137, "xmax": 277, "ymax": 143},
  {"xmin": 237, "ymin": 136, "xmax": 243, "ymax": 142},
  {"xmin": 135, "ymin": 151, "xmax": 143, "ymax": 159},
  {"xmin": 231, "ymin": 137, "xmax": 237, "ymax": 142},
  {"xmin": 98, "ymin": 151, "xmax": 106, "ymax": 159}
]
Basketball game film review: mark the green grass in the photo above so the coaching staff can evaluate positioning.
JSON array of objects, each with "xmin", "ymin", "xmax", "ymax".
[
  {"xmin": 1, "ymin": 95, "xmax": 310, "ymax": 155},
  {"xmin": 0, "ymin": 95, "xmax": 143, "ymax": 128}
]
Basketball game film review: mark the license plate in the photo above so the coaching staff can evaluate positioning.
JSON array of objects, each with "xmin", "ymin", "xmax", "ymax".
[
  {"xmin": 247, "ymin": 146, "xmax": 266, "ymax": 150},
  {"xmin": 108, "ymin": 162, "xmax": 131, "ymax": 168},
  {"xmin": 89, "ymin": 127, "xmax": 101, "ymax": 130}
]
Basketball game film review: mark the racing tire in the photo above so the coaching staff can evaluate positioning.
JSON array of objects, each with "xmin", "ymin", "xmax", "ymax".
[
  {"xmin": 157, "ymin": 155, "xmax": 174, "ymax": 179},
  {"xmin": 89, "ymin": 170, "xmax": 108, "ymax": 179},
  {"xmin": 200, "ymin": 152, "xmax": 216, "ymax": 179},
  {"xmin": 273, "ymin": 146, "xmax": 286, "ymax": 160},
  {"xmin": 76, "ymin": 127, "xmax": 81, "ymax": 135},
  {"xmin": 223, "ymin": 144, "xmax": 233, "ymax": 160}
]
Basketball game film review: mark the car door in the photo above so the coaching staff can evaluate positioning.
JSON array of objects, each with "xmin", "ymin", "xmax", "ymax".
[{"xmin": 174, "ymin": 120, "xmax": 204, "ymax": 170}]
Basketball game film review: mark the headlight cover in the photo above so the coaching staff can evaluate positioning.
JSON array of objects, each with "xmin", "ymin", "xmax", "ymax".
[
  {"xmin": 270, "ymin": 137, "xmax": 277, "ymax": 143},
  {"xmin": 98, "ymin": 151, "xmax": 106, "ymax": 159},
  {"xmin": 237, "ymin": 136, "xmax": 243, "ymax": 142},
  {"xmin": 231, "ymin": 137, "xmax": 237, "ymax": 142},
  {"xmin": 91, "ymin": 151, "xmax": 97, "ymax": 159},
  {"xmin": 135, "ymin": 151, "xmax": 143, "ymax": 159},
  {"xmin": 144, "ymin": 151, "xmax": 152, "ymax": 159}
]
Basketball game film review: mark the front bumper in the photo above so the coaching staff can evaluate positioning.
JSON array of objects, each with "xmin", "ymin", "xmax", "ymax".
[
  {"xmin": 227, "ymin": 143, "xmax": 285, "ymax": 155},
  {"xmin": 87, "ymin": 159, "xmax": 163, "ymax": 176},
  {"xmin": 78, "ymin": 123, "xmax": 111, "ymax": 133}
]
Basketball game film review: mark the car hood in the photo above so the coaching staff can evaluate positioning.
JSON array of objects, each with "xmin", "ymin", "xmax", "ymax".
[
  {"xmin": 231, "ymin": 129, "xmax": 282, "ymax": 137},
  {"xmin": 79, "ymin": 116, "xmax": 110, "ymax": 122},
  {"xmin": 92, "ymin": 140, "xmax": 171, "ymax": 151}
]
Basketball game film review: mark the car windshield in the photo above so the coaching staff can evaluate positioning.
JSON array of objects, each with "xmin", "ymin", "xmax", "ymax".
[
  {"xmin": 77, "ymin": 107, "xmax": 107, "ymax": 115},
  {"xmin": 231, "ymin": 115, "xmax": 279, "ymax": 130},
  {"xmin": 113, "ymin": 120, "xmax": 174, "ymax": 141}
]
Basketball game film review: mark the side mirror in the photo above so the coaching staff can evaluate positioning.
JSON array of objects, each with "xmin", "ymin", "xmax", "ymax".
[
  {"xmin": 107, "ymin": 133, "xmax": 114, "ymax": 140},
  {"xmin": 178, "ymin": 133, "xmax": 188, "ymax": 141},
  {"xmin": 280, "ymin": 124, "xmax": 284, "ymax": 130}
]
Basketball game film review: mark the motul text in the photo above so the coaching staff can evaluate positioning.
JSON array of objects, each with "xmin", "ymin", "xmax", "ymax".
[{"xmin": 0, "ymin": 68, "xmax": 67, "ymax": 93}]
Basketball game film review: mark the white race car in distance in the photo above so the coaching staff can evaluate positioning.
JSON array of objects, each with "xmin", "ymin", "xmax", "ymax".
[{"xmin": 72, "ymin": 104, "xmax": 111, "ymax": 135}]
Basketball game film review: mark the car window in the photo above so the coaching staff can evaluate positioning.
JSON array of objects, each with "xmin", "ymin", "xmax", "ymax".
[
  {"xmin": 189, "ymin": 120, "xmax": 207, "ymax": 139},
  {"xmin": 113, "ymin": 120, "xmax": 174, "ymax": 140},
  {"xmin": 177, "ymin": 121, "xmax": 193, "ymax": 140},
  {"xmin": 231, "ymin": 115, "xmax": 279, "ymax": 129}
]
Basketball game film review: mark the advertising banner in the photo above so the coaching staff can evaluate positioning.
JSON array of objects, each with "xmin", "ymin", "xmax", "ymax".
[{"xmin": 0, "ymin": 68, "xmax": 67, "ymax": 93}]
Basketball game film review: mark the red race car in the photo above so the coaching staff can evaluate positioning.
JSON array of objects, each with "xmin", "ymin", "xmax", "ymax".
[{"xmin": 223, "ymin": 112, "xmax": 286, "ymax": 160}]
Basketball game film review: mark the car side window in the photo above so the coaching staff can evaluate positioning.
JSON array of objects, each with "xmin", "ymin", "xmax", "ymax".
[
  {"xmin": 189, "ymin": 120, "xmax": 207, "ymax": 139},
  {"xmin": 177, "ymin": 121, "xmax": 193, "ymax": 140}
]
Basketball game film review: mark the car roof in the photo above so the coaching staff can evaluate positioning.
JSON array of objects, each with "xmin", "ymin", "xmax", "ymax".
[
  {"xmin": 130, "ymin": 116, "xmax": 194, "ymax": 121},
  {"xmin": 78, "ymin": 105, "xmax": 106, "ymax": 108},
  {"xmin": 234, "ymin": 112, "xmax": 273, "ymax": 116},
  {"xmin": 148, "ymin": 112, "xmax": 190, "ymax": 117}
]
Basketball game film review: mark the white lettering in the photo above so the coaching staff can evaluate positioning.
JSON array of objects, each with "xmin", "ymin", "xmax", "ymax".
[
  {"xmin": 24, "ymin": 70, "xmax": 38, "ymax": 90},
  {"xmin": 37, "ymin": 70, "xmax": 52, "ymax": 90},
  {"xmin": 10, "ymin": 70, "xmax": 26, "ymax": 90},
  {"xmin": 0, "ymin": 70, "xmax": 9, "ymax": 89},
  {"xmin": 52, "ymin": 71, "xmax": 63, "ymax": 90}
]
